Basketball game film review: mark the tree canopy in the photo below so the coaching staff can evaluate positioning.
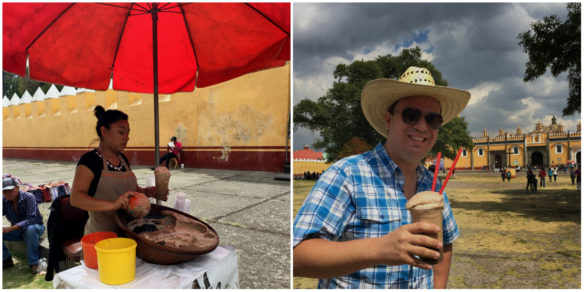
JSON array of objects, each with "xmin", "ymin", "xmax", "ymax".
[
  {"xmin": 294, "ymin": 47, "xmax": 474, "ymax": 162},
  {"xmin": 2, "ymin": 71, "xmax": 63, "ymax": 99},
  {"xmin": 517, "ymin": 3, "xmax": 580, "ymax": 116}
]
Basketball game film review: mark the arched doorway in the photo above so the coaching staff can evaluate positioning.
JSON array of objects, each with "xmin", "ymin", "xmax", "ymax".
[
  {"xmin": 532, "ymin": 151, "xmax": 543, "ymax": 168},
  {"xmin": 495, "ymin": 155, "xmax": 502, "ymax": 169}
]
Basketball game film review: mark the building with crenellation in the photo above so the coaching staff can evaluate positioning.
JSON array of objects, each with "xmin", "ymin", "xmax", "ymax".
[{"xmin": 452, "ymin": 116, "xmax": 581, "ymax": 170}]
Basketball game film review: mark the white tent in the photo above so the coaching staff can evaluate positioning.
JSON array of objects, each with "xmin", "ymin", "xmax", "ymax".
[
  {"xmin": 3, "ymin": 96, "xmax": 10, "ymax": 107},
  {"xmin": 76, "ymin": 87, "xmax": 95, "ymax": 93},
  {"xmin": 45, "ymin": 84, "xmax": 61, "ymax": 99},
  {"xmin": 9, "ymin": 93, "xmax": 20, "ymax": 105},
  {"xmin": 32, "ymin": 88, "xmax": 46, "ymax": 101},
  {"xmin": 20, "ymin": 90, "xmax": 33, "ymax": 104},
  {"xmin": 60, "ymin": 86, "xmax": 77, "ymax": 96}
]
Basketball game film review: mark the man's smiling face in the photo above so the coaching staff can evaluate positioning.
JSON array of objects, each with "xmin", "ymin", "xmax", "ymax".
[{"xmin": 384, "ymin": 95, "xmax": 441, "ymax": 164}]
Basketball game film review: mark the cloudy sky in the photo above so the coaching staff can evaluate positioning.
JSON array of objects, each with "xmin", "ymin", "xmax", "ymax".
[{"xmin": 292, "ymin": 2, "xmax": 579, "ymax": 151}]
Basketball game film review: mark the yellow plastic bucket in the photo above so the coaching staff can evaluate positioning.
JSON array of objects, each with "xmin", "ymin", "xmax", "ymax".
[{"xmin": 94, "ymin": 238, "xmax": 137, "ymax": 285}]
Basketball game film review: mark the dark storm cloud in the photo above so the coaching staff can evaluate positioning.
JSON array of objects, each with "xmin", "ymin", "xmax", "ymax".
[
  {"xmin": 294, "ymin": 3, "xmax": 504, "ymax": 76},
  {"xmin": 463, "ymin": 72, "xmax": 571, "ymax": 136},
  {"xmin": 293, "ymin": 2, "xmax": 579, "ymax": 151}
]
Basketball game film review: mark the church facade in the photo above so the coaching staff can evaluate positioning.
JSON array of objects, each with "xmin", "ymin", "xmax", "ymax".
[{"xmin": 456, "ymin": 116, "xmax": 581, "ymax": 170}]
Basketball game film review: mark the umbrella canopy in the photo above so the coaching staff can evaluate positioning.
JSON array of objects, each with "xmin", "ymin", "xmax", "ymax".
[
  {"xmin": 3, "ymin": 2, "xmax": 290, "ymax": 167},
  {"xmin": 3, "ymin": 2, "xmax": 289, "ymax": 93}
]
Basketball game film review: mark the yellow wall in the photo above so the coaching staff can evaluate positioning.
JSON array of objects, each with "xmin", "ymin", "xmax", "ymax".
[
  {"xmin": 3, "ymin": 64, "xmax": 290, "ymax": 150},
  {"xmin": 293, "ymin": 160, "xmax": 332, "ymax": 175}
]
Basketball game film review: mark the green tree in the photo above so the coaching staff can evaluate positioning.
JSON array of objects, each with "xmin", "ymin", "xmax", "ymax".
[
  {"xmin": 433, "ymin": 116, "xmax": 474, "ymax": 160},
  {"xmin": 518, "ymin": 3, "xmax": 580, "ymax": 116},
  {"xmin": 3, "ymin": 71, "xmax": 62, "ymax": 99},
  {"xmin": 2, "ymin": 71, "xmax": 19, "ymax": 98},
  {"xmin": 294, "ymin": 47, "xmax": 473, "ymax": 162}
]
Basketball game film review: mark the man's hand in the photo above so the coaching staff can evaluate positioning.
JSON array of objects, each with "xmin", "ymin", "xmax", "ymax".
[
  {"xmin": 375, "ymin": 222, "xmax": 442, "ymax": 270},
  {"xmin": 3, "ymin": 226, "xmax": 18, "ymax": 233},
  {"xmin": 294, "ymin": 222, "xmax": 443, "ymax": 278}
]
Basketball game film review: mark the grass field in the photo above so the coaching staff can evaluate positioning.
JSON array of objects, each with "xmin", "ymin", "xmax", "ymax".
[
  {"xmin": 2, "ymin": 250, "xmax": 53, "ymax": 289},
  {"xmin": 292, "ymin": 172, "xmax": 581, "ymax": 289}
]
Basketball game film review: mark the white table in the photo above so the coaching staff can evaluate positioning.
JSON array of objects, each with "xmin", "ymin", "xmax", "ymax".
[{"xmin": 53, "ymin": 245, "xmax": 239, "ymax": 289}]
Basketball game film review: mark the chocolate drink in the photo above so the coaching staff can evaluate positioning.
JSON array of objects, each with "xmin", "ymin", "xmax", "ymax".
[{"xmin": 405, "ymin": 191, "xmax": 444, "ymax": 265}]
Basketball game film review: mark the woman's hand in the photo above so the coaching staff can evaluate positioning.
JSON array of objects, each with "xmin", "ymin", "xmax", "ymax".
[
  {"xmin": 112, "ymin": 191, "xmax": 134, "ymax": 210},
  {"xmin": 143, "ymin": 186, "xmax": 156, "ymax": 198}
]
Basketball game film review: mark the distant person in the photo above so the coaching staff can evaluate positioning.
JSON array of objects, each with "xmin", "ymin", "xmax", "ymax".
[
  {"xmin": 570, "ymin": 168, "xmax": 576, "ymax": 185},
  {"xmin": 506, "ymin": 170, "xmax": 511, "ymax": 182},
  {"xmin": 547, "ymin": 168, "xmax": 553, "ymax": 182},
  {"xmin": 501, "ymin": 170, "xmax": 506, "ymax": 182},
  {"xmin": 539, "ymin": 168, "xmax": 546, "ymax": 188},
  {"xmin": 159, "ymin": 136, "xmax": 183, "ymax": 168},
  {"xmin": 525, "ymin": 169, "xmax": 537, "ymax": 193},
  {"xmin": 576, "ymin": 167, "xmax": 581, "ymax": 191},
  {"xmin": 552, "ymin": 167, "xmax": 558, "ymax": 182},
  {"xmin": 2, "ymin": 178, "xmax": 46, "ymax": 274}
]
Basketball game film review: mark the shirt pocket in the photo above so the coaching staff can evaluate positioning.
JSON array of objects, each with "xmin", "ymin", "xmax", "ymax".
[{"xmin": 352, "ymin": 203, "xmax": 403, "ymax": 239}]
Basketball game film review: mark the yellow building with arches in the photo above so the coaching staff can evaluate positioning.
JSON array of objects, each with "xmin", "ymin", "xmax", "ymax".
[{"xmin": 453, "ymin": 116, "xmax": 581, "ymax": 170}]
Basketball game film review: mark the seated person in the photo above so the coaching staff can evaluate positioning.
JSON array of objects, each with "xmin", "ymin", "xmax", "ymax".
[
  {"xmin": 3, "ymin": 177, "xmax": 46, "ymax": 274},
  {"xmin": 159, "ymin": 136, "xmax": 183, "ymax": 168}
]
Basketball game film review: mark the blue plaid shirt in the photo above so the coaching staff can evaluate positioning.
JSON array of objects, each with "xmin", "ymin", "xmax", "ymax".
[{"xmin": 293, "ymin": 143, "xmax": 460, "ymax": 289}]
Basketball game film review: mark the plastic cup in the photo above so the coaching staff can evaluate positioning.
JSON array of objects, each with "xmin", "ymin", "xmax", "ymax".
[
  {"xmin": 410, "ymin": 206, "xmax": 443, "ymax": 264},
  {"xmin": 174, "ymin": 192, "xmax": 185, "ymax": 211},
  {"xmin": 180, "ymin": 163, "xmax": 184, "ymax": 169},
  {"xmin": 183, "ymin": 198, "xmax": 191, "ymax": 213}
]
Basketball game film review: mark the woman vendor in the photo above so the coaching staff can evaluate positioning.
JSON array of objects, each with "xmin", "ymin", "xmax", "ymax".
[{"xmin": 71, "ymin": 105, "xmax": 156, "ymax": 235}]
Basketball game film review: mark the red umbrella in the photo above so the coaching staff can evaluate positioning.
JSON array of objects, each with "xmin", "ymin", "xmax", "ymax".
[{"xmin": 3, "ymin": 2, "xmax": 290, "ymax": 164}]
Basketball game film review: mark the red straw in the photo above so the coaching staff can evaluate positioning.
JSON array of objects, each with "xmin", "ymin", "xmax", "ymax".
[
  {"xmin": 439, "ymin": 148, "xmax": 463, "ymax": 194},
  {"xmin": 431, "ymin": 152, "xmax": 441, "ymax": 191}
]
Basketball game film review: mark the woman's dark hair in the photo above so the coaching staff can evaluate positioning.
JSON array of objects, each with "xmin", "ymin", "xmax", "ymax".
[{"xmin": 94, "ymin": 105, "xmax": 128, "ymax": 138}]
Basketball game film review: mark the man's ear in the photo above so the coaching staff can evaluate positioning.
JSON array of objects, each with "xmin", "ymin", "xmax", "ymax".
[{"xmin": 384, "ymin": 111, "xmax": 392, "ymax": 132}]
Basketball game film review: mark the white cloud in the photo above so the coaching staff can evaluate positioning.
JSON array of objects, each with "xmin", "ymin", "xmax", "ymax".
[
  {"xmin": 293, "ymin": 55, "xmax": 351, "ymax": 104},
  {"xmin": 508, "ymin": 96, "xmax": 542, "ymax": 126},
  {"xmin": 523, "ymin": 74, "xmax": 568, "ymax": 97},
  {"xmin": 467, "ymin": 82, "xmax": 501, "ymax": 106}
]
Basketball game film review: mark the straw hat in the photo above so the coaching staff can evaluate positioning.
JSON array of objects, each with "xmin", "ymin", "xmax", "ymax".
[{"xmin": 361, "ymin": 66, "xmax": 470, "ymax": 137}]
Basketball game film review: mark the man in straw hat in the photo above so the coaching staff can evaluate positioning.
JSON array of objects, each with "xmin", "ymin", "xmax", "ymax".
[{"xmin": 293, "ymin": 66, "xmax": 470, "ymax": 288}]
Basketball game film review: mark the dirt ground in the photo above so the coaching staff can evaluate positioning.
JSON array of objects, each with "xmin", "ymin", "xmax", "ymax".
[{"xmin": 292, "ymin": 171, "xmax": 581, "ymax": 289}]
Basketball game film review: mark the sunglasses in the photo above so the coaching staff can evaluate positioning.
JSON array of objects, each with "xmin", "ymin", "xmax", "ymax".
[{"xmin": 394, "ymin": 107, "xmax": 443, "ymax": 130}]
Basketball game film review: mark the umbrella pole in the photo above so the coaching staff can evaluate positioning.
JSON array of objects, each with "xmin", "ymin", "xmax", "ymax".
[
  {"xmin": 152, "ymin": 6, "xmax": 160, "ymax": 168},
  {"xmin": 152, "ymin": 5, "xmax": 161, "ymax": 205}
]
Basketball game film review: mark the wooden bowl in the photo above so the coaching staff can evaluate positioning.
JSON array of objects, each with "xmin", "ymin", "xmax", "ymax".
[{"xmin": 115, "ymin": 204, "xmax": 219, "ymax": 265}]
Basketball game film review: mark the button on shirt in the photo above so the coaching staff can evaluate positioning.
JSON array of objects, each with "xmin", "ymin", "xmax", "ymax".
[
  {"xmin": 3, "ymin": 190, "xmax": 44, "ymax": 228},
  {"xmin": 293, "ymin": 143, "xmax": 460, "ymax": 289}
]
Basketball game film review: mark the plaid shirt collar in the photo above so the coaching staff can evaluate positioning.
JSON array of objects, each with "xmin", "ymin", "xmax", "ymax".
[{"xmin": 371, "ymin": 142, "xmax": 431, "ymax": 188}]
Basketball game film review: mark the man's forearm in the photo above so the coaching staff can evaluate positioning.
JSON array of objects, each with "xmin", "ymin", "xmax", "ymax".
[
  {"xmin": 3, "ymin": 225, "xmax": 21, "ymax": 233},
  {"xmin": 293, "ymin": 238, "xmax": 381, "ymax": 278},
  {"xmin": 433, "ymin": 243, "xmax": 453, "ymax": 288}
]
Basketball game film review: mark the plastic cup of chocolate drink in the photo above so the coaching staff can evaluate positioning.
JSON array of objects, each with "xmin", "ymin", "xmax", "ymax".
[{"xmin": 405, "ymin": 191, "xmax": 444, "ymax": 265}]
